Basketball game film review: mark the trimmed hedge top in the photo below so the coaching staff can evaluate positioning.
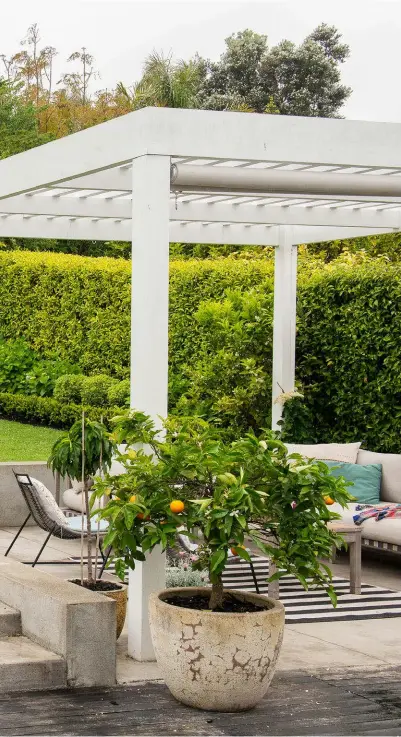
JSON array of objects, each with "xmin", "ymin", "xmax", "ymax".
[{"xmin": 0, "ymin": 250, "xmax": 274, "ymax": 378}]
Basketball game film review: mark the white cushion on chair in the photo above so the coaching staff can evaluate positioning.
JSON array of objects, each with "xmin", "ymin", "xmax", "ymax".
[
  {"xmin": 63, "ymin": 488, "xmax": 86, "ymax": 512},
  {"xmin": 63, "ymin": 487, "xmax": 101, "ymax": 513},
  {"xmin": 30, "ymin": 477, "xmax": 68, "ymax": 527}
]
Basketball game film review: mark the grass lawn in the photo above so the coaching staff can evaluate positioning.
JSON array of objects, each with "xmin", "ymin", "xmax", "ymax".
[{"xmin": 0, "ymin": 419, "xmax": 62, "ymax": 461}]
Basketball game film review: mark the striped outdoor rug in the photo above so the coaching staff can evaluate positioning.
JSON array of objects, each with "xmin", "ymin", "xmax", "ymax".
[
  {"xmin": 69, "ymin": 554, "xmax": 401, "ymax": 624},
  {"xmin": 222, "ymin": 556, "xmax": 401, "ymax": 624}
]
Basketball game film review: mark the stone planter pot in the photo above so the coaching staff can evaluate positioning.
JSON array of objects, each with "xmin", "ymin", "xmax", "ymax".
[
  {"xmin": 71, "ymin": 580, "xmax": 127, "ymax": 639},
  {"xmin": 103, "ymin": 586, "xmax": 127, "ymax": 639},
  {"xmin": 149, "ymin": 587, "xmax": 285, "ymax": 712}
]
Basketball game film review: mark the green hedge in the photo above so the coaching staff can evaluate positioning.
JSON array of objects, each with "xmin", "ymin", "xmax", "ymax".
[
  {"xmin": 293, "ymin": 262, "xmax": 401, "ymax": 453},
  {"xmin": 0, "ymin": 251, "xmax": 273, "ymax": 378},
  {"xmin": 3, "ymin": 250, "xmax": 401, "ymax": 453},
  {"xmin": 0, "ymin": 392, "xmax": 121, "ymax": 429},
  {"xmin": 171, "ymin": 259, "xmax": 401, "ymax": 454}
]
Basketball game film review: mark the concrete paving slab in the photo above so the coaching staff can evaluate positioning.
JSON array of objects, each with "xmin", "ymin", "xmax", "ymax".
[{"xmin": 289, "ymin": 618, "xmax": 401, "ymax": 665}]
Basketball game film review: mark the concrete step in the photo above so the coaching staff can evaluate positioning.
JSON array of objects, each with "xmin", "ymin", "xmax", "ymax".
[
  {"xmin": 0, "ymin": 603, "xmax": 21, "ymax": 637},
  {"xmin": 0, "ymin": 636, "xmax": 66, "ymax": 692}
]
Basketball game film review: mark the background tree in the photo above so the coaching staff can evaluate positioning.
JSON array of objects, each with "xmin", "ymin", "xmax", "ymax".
[
  {"xmin": 121, "ymin": 51, "xmax": 204, "ymax": 109},
  {"xmin": 197, "ymin": 23, "xmax": 351, "ymax": 116},
  {"xmin": 0, "ymin": 80, "xmax": 52, "ymax": 158}
]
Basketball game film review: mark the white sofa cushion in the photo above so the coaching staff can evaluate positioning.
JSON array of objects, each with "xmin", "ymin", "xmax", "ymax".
[
  {"xmin": 357, "ymin": 450, "xmax": 401, "ymax": 504},
  {"xmin": 330, "ymin": 502, "xmax": 401, "ymax": 546},
  {"xmin": 285, "ymin": 442, "xmax": 361, "ymax": 464}
]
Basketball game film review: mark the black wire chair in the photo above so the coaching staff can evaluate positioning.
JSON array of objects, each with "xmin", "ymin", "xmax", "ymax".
[{"xmin": 6, "ymin": 472, "xmax": 108, "ymax": 571}]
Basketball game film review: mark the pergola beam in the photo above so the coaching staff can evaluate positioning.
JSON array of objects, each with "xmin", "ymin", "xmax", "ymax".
[
  {"xmin": 0, "ymin": 214, "xmax": 394, "ymax": 245},
  {"xmin": 2, "ymin": 108, "xmax": 401, "ymax": 200},
  {"xmin": 1, "ymin": 195, "xmax": 400, "ymax": 232}
]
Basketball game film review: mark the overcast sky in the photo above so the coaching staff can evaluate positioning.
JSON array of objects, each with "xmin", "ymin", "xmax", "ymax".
[{"xmin": 1, "ymin": 0, "xmax": 400, "ymax": 122}]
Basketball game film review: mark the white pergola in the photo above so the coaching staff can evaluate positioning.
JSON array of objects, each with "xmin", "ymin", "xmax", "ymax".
[{"xmin": 0, "ymin": 106, "xmax": 400, "ymax": 659}]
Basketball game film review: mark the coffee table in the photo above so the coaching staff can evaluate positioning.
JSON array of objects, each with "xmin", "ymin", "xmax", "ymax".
[{"xmin": 328, "ymin": 522, "xmax": 362, "ymax": 595}]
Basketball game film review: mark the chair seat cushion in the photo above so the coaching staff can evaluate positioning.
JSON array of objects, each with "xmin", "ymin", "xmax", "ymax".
[
  {"xmin": 330, "ymin": 502, "xmax": 401, "ymax": 546},
  {"xmin": 66, "ymin": 515, "xmax": 108, "ymax": 534}
]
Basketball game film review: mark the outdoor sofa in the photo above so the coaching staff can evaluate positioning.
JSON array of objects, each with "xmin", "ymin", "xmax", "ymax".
[{"xmin": 286, "ymin": 442, "xmax": 401, "ymax": 555}]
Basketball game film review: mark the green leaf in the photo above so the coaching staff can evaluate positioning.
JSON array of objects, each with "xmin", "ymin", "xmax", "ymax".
[
  {"xmin": 210, "ymin": 549, "xmax": 226, "ymax": 573},
  {"xmin": 123, "ymin": 507, "xmax": 135, "ymax": 529},
  {"xmin": 234, "ymin": 546, "xmax": 251, "ymax": 562}
]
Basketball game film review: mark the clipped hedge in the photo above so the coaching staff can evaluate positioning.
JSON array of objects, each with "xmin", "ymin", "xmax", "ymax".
[
  {"xmin": 0, "ymin": 392, "xmax": 121, "ymax": 429},
  {"xmin": 294, "ymin": 261, "xmax": 401, "ymax": 453},
  {"xmin": 0, "ymin": 251, "xmax": 274, "ymax": 378}
]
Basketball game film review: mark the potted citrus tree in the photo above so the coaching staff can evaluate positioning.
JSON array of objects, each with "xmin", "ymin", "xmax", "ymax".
[
  {"xmin": 48, "ymin": 416, "xmax": 128, "ymax": 638},
  {"xmin": 93, "ymin": 411, "xmax": 351, "ymax": 711}
]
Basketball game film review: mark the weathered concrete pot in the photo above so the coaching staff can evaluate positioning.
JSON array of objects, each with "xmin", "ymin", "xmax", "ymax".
[
  {"xmin": 149, "ymin": 587, "xmax": 285, "ymax": 712},
  {"xmin": 103, "ymin": 586, "xmax": 127, "ymax": 639}
]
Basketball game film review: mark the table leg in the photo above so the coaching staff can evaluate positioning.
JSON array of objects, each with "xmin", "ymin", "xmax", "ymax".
[
  {"xmin": 349, "ymin": 534, "xmax": 362, "ymax": 595},
  {"xmin": 268, "ymin": 560, "xmax": 280, "ymax": 599}
]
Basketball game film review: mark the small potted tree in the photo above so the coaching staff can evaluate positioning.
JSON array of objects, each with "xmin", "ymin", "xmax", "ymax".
[
  {"xmin": 93, "ymin": 411, "xmax": 351, "ymax": 711},
  {"xmin": 48, "ymin": 416, "xmax": 127, "ymax": 638}
]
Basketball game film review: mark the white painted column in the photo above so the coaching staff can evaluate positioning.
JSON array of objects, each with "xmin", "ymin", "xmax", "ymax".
[
  {"xmin": 271, "ymin": 226, "xmax": 298, "ymax": 430},
  {"xmin": 128, "ymin": 154, "xmax": 170, "ymax": 661}
]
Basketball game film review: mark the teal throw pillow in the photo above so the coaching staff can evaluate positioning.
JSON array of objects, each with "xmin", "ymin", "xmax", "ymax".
[{"xmin": 324, "ymin": 461, "xmax": 382, "ymax": 505}]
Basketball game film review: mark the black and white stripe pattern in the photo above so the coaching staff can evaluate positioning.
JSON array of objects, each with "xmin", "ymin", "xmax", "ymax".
[{"xmin": 222, "ymin": 556, "xmax": 401, "ymax": 624}]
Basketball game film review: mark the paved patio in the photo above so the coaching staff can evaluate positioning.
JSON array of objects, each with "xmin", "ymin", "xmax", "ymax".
[{"xmin": 1, "ymin": 523, "xmax": 401, "ymax": 685}]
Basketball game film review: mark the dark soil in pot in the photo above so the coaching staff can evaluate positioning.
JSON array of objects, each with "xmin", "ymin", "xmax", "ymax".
[
  {"xmin": 163, "ymin": 591, "xmax": 269, "ymax": 613},
  {"xmin": 70, "ymin": 579, "xmax": 123, "ymax": 592}
]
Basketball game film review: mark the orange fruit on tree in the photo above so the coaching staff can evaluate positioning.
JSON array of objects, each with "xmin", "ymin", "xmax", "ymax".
[
  {"xmin": 324, "ymin": 496, "xmax": 334, "ymax": 505},
  {"xmin": 129, "ymin": 494, "xmax": 137, "ymax": 503},
  {"xmin": 170, "ymin": 500, "xmax": 185, "ymax": 514},
  {"xmin": 230, "ymin": 544, "xmax": 245, "ymax": 556}
]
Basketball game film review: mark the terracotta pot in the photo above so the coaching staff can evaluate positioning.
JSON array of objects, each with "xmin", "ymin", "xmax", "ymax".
[
  {"xmin": 102, "ymin": 586, "xmax": 127, "ymax": 639},
  {"xmin": 149, "ymin": 587, "xmax": 285, "ymax": 712}
]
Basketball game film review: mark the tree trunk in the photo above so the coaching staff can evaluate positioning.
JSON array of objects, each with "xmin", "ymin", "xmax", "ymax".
[
  {"xmin": 209, "ymin": 573, "xmax": 224, "ymax": 610},
  {"xmin": 84, "ymin": 480, "xmax": 94, "ymax": 585}
]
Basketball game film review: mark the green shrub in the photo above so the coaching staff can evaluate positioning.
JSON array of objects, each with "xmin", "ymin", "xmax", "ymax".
[
  {"xmin": 0, "ymin": 337, "xmax": 78, "ymax": 397},
  {"xmin": 0, "ymin": 251, "xmax": 273, "ymax": 378},
  {"xmin": 0, "ymin": 338, "xmax": 35, "ymax": 393},
  {"xmin": 24, "ymin": 358, "xmax": 79, "ymax": 397},
  {"xmin": 81, "ymin": 374, "xmax": 117, "ymax": 407},
  {"xmin": 293, "ymin": 261, "xmax": 401, "ymax": 453},
  {"xmin": 165, "ymin": 563, "xmax": 209, "ymax": 588},
  {"xmin": 175, "ymin": 259, "xmax": 401, "ymax": 453},
  {"xmin": 107, "ymin": 379, "xmax": 130, "ymax": 407},
  {"xmin": 174, "ymin": 287, "xmax": 274, "ymax": 436},
  {"xmin": 53, "ymin": 374, "xmax": 85, "ymax": 404},
  {"xmin": 0, "ymin": 392, "xmax": 119, "ymax": 429}
]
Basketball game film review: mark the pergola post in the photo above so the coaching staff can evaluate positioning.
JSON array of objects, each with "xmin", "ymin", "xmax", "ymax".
[
  {"xmin": 271, "ymin": 226, "xmax": 298, "ymax": 430},
  {"xmin": 127, "ymin": 154, "xmax": 171, "ymax": 661}
]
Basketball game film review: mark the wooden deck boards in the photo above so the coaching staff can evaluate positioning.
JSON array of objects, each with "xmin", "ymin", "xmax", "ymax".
[{"xmin": 1, "ymin": 670, "xmax": 401, "ymax": 736}]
